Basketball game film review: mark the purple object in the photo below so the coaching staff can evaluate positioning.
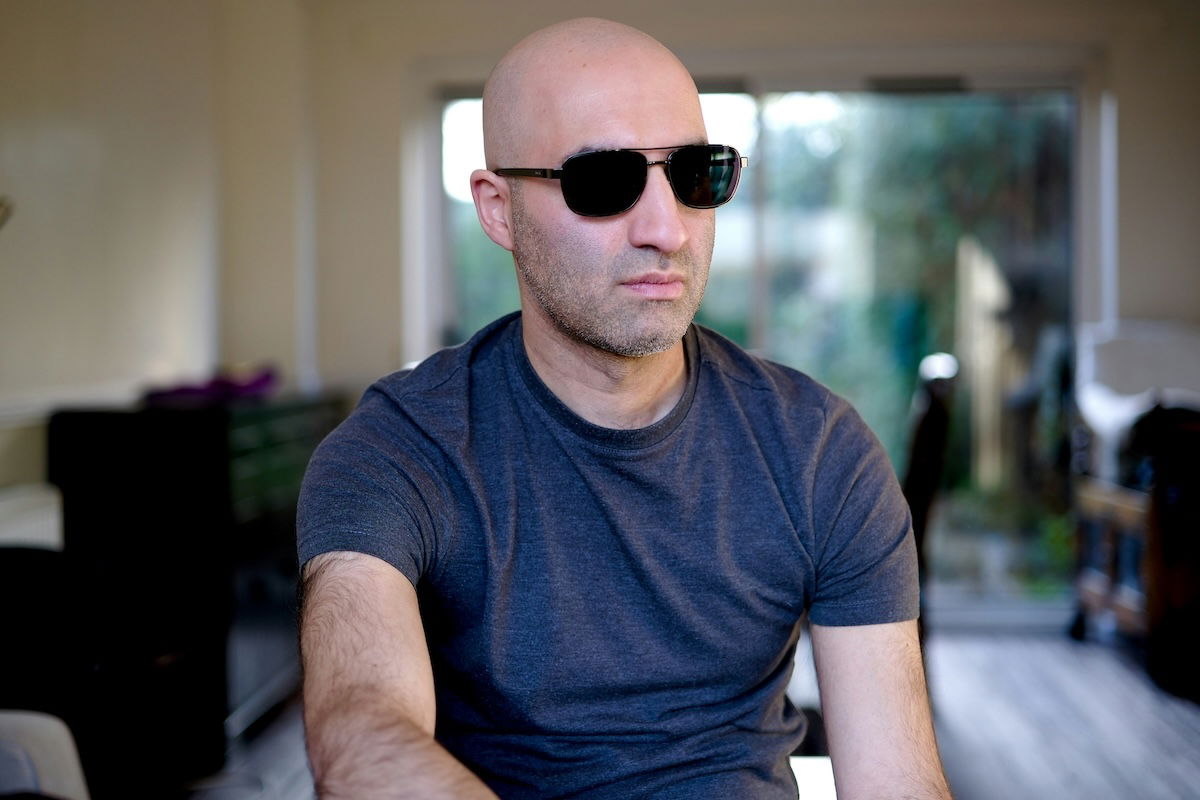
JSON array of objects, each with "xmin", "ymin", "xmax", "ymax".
[{"xmin": 143, "ymin": 367, "xmax": 279, "ymax": 407}]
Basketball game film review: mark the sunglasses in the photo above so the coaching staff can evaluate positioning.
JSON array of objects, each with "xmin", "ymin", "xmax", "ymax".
[{"xmin": 495, "ymin": 144, "xmax": 747, "ymax": 217}]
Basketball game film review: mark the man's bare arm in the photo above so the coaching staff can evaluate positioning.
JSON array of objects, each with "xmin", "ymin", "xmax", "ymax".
[
  {"xmin": 300, "ymin": 551, "xmax": 498, "ymax": 799},
  {"xmin": 811, "ymin": 619, "xmax": 952, "ymax": 800}
]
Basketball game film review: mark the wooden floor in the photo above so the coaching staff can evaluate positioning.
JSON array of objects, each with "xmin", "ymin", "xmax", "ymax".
[
  {"xmin": 927, "ymin": 632, "xmax": 1200, "ymax": 800},
  {"xmin": 190, "ymin": 630, "xmax": 1200, "ymax": 800}
]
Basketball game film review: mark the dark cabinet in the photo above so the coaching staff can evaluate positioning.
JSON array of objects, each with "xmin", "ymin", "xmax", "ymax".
[{"xmin": 25, "ymin": 395, "xmax": 343, "ymax": 798}]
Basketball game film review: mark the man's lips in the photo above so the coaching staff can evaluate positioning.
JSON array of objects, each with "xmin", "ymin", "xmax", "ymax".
[{"xmin": 620, "ymin": 273, "xmax": 685, "ymax": 301}]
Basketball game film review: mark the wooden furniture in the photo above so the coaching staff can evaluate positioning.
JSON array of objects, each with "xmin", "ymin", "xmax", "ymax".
[
  {"xmin": 1071, "ymin": 476, "xmax": 1150, "ymax": 638},
  {"xmin": 0, "ymin": 711, "xmax": 91, "ymax": 800},
  {"xmin": 1071, "ymin": 405, "xmax": 1200, "ymax": 702}
]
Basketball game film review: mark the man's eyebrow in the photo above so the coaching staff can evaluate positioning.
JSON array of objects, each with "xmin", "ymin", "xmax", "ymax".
[
  {"xmin": 561, "ymin": 144, "xmax": 606, "ymax": 160},
  {"xmin": 562, "ymin": 139, "xmax": 709, "ymax": 160}
]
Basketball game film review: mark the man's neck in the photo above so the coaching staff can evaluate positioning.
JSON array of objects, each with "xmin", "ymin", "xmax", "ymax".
[{"xmin": 520, "ymin": 313, "xmax": 688, "ymax": 431}]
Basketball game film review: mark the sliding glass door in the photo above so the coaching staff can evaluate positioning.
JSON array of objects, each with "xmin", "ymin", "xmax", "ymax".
[{"xmin": 441, "ymin": 88, "xmax": 1075, "ymax": 593}]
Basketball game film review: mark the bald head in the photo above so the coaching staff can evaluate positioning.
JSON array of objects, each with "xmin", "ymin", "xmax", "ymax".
[{"xmin": 482, "ymin": 18, "xmax": 703, "ymax": 168}]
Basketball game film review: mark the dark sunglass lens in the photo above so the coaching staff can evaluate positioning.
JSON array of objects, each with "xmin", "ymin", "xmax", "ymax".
[
  {"xmin": 561, "ymin": 150, "xmax": 647, "ymax": 216},
  {"xmin": 667, "ymin": 145, "xmax": 741, "ymax": 208}
]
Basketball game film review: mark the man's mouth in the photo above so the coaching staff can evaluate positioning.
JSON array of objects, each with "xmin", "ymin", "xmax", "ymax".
[{"xmin": 621, "ymin": 272, "xmax": 685, "ymax": 301}]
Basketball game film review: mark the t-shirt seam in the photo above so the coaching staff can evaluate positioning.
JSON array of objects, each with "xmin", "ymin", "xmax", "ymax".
[
  {"xmin": 803, "ymin": 390, "xmax": 832, "ymax": 567},
  {"xmin": 379, "ymin": 358, "xmax": 465, "ymax": 407},
  {"xmin": 693, "ymin": 326, "xmax": 823, "ymax": 398},
  {"xmin": 298, "ymin": 527, "xmax": 417, "ymax": 581},
  {"xmin": 308, "ymin": 526, "xmax": 397, "ymax": 543},
  {"xmin": 700, "ymin": 361, "xmax": 774, "ymax": 395},
  {"xmin": 523, "ymin": 386, "xmax": 687, "ymax": 456},
  {"xmin": 375, "ymin": 312, "xmax": 519, "ymax": 407},
  {"xmin": 816, "ymin": 596, "xmax": 900, "ymax": 609},
  {"xmin": 813, "ymin": 390, "xmax": 849, "ymax": 531}
]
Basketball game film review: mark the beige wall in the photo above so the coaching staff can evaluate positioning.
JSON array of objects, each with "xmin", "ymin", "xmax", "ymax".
[
  {"xmin": 1110, "ymin": 0, "xmax": 1200, "ymax": 321},
  {"xmin": 0, "ymin": 425, "xmax": 44, "ymax": 487},
  {"xmin": 216, "ymin": 0, "xmax": 319, "ymax": 392},
  {"xmin": 308, "ymin": 6, "xmax": 411, "ymax": 389},
  {"xmin": 0, "ymin": 0, "xmax": 219, "ymax": 408},
  {"xmin": 2, "ymin": 0, "xmax": 1199, "ymax": 485},
  {"xmin": 0, "ymin": 0, "xmax": 221, "ymax": 485}
]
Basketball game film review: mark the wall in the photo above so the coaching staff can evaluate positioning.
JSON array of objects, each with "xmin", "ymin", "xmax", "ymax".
[
  {"xmin": 308, "ymin": 6, "xmax": 411, "ymax": 389},
  {"xmin": 307, "ymin": 0, "xmax": 1200, "ymax": 389},
  {"xmin": 0, "ymin": 0, "xmax": 220, "ymax": 482},
  {"xmin": 2, "ymin": 0, "xmax": 1198, "ymax": 484},
  {"xmin": 1111, "ymin": 0, "xmax": 1200, "ymax": 321},
  {"xmin": 216, "ymin": 0, "xmax": 319, "ymax": 393}
]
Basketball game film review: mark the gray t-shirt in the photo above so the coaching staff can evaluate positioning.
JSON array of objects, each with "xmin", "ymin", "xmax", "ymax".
[{"xmin": 298, "ymin": 312, "xmax": 918, "ymax": 799}]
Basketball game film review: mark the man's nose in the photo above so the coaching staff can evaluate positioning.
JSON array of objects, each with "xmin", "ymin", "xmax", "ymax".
[{"xmin": 625, "ymin": 164, "xmax": 688, "ymax": 254}]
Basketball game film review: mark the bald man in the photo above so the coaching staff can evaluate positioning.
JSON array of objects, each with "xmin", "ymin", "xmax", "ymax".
[{"xmin": 298, "ymin": 18, "xmax": 951, "ymax": 800}]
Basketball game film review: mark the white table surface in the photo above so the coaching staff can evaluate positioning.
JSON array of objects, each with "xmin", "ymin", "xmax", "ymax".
[
  {"xmin": 790, "ymin": 756, "xmax": 836, "ymax": 799},
  {"xmin": 0, "ymin": 483, "xmax": 62, "ymax": 550}
]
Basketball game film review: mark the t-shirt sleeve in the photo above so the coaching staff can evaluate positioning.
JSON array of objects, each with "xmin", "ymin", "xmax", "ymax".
[
  {"xmin": 296, "ymin": 389, "xmax": 436, "ymax": 588},
  {"xmin": 806, "ymin": 393, "xmax": 919, "ymax": 626}
]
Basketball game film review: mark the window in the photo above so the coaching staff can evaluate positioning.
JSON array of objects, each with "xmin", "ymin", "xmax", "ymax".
[
  {"xmin": 441, "ymin": 98, "xmax": 518, "ymax": 340},
  {"xmin": 440, "ymin": 88, "xmax": 1076, "ymax": 592}
]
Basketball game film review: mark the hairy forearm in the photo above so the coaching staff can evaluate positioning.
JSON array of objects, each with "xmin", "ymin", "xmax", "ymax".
[
  {"xmin": 813, "ymin": 621, "xmax": 953, "ymax": 800},
  {"xmin": 298, "ymin": 553, "xmax": 495, "ymax": 798},
  {"xmin": 306, "ymin": 694, "xmax": 499, "ymax": 800}
]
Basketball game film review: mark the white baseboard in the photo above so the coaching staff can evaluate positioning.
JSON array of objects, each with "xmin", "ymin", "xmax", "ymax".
[{"xmin": 0, "ymin": 483, "xmax": 63, "ymax": 550}]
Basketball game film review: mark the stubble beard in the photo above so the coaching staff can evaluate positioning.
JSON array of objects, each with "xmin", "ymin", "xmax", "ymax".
[{"xmin": 509, "ymin": 190, "xmax": 713, "ymax": 358}]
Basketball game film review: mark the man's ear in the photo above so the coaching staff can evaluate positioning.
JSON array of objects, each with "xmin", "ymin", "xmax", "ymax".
[{"xmin": 471, "ymin": 169, "xmax": 515, "ymax": 252}]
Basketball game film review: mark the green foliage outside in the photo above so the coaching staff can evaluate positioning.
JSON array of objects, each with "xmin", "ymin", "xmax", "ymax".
[
  {"xmin": 448, "ymin": 200, "xmax": 520, "ymax": 343},
  {"xmin": 445, "ymin": 90, "xmax": 1076, "ymax": 590},
  {"xmin": 752, "ymin": 91, "xmax": 1075, "ymax": 591},
  {"xmin": 753, "ymin": 92, "xmax": 1072, "ymax": 469}
]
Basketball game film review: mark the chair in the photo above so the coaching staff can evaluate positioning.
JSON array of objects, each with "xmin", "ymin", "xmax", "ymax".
[
  {"xmin": 901, "ymin": 353, "xmax": 959, "ymax": 648},
  {"xmin": 0, "ymin": 711, "xmax": 91, "ymax": 800}
]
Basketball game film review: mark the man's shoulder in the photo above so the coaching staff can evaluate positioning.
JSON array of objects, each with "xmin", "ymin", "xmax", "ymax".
[
  {"xmin": 690, "ymin": 325, "xmax": 878, "ymax": 458},
  {"xmin": 364, "ymin": 312, "xmax": 519, "ymax": 407},
  {"xmin": 314, "ymin": 313, "xmax": 519, "ymax": 459},
  {"xmin": 693, "ymin": 324, "xmax": 836, "ymax": 411}
]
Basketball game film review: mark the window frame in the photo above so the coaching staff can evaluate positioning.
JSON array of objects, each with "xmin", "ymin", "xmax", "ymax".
[{"xmin": 406, "ymin": 42, "xmax": 1107, "ymax": 363}]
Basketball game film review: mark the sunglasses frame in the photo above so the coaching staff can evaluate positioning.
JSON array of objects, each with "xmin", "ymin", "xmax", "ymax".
[{"xmin": 495, "ymin": 144, "xmax": 747, "ymax": 217}]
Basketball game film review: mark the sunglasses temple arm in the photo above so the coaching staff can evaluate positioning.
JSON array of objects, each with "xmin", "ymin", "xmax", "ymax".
[{"xmin": 493, "ymin": 168, "xmax": 563, "ymax": 178}]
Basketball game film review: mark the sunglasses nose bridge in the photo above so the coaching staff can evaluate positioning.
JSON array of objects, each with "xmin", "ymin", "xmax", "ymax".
[
  {"xmin": 642, "ymin": 156, "xmax": 683, "ymax": 206},
  {"xmin": 623, "ymin": 159, "xmax": 689, "ymax": 253},
  {"xmin": 639, "ymin": 158, "xmax": 678, "ymax": 204}
]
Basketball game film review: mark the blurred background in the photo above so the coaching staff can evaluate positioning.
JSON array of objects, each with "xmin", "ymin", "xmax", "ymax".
[{"xmin": 1, "ymin": 1, "xmax": 1198, "ymax": 798}]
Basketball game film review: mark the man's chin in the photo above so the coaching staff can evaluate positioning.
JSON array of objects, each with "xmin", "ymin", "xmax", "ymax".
[{"xmin": 588, "ymin": 324, "xmax": 691, "ymax": 359}]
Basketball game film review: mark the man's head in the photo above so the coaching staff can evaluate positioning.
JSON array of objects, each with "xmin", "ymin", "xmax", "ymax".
[{"xmin": 471, "ymin": 18, "xmax": 723, "ymax": 358}]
